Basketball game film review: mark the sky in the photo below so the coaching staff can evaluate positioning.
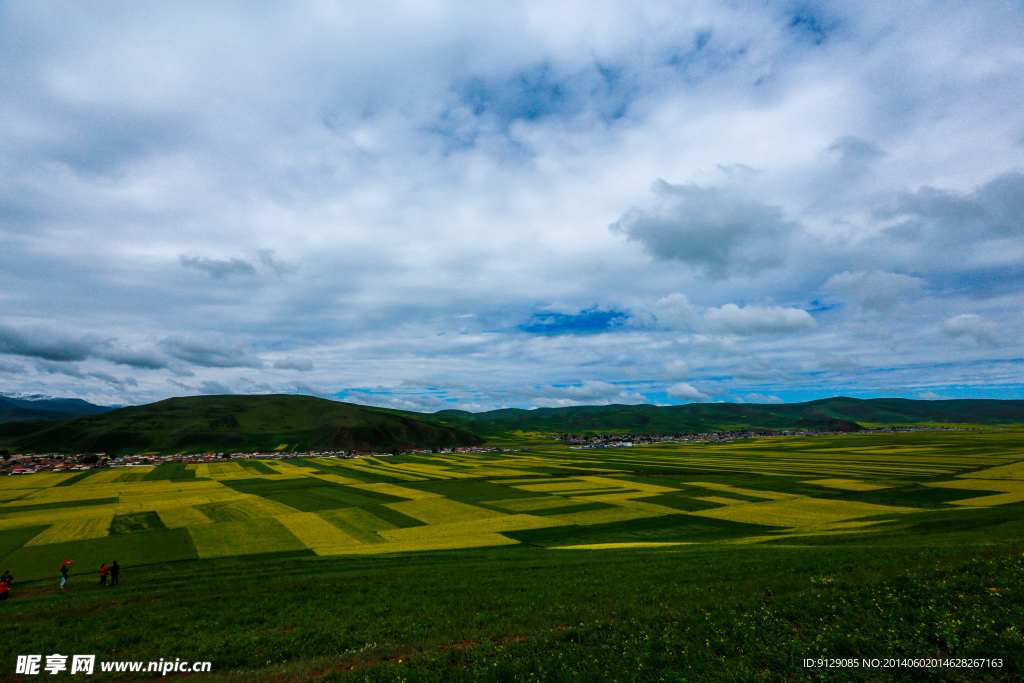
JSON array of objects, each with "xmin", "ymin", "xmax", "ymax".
[{"xmin": 1, "ymin": 0, "xmax": 1023, "ymax": 412}]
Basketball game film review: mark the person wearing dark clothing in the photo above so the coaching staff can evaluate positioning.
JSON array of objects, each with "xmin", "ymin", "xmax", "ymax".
[
  {"xmin": 60, "ymin": 564, "xmax": 69, "ymax": 589},
  {"xmin": 3, "ymin": 571, "xmax": 10, "ymax": 588},
  {"xmin": 99, "ymin": 564, "xmax": 108, "ymax": 586},
  {"xmin": 109, "ymin": 561, "xmax": 119, "ymax": 586},
  {"xmin": 0, "ymin": 578, "xmax": 9, "ymax": 600}
]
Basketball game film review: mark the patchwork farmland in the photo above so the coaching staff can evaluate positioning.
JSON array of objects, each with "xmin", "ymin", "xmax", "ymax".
[
  {"xmin": 2, "ymin": 429, "xmax": 1023, "ymax": 682},
  {"xmin": 3, "ymin": 430, "xmax": 1024, "ymax": 578}
]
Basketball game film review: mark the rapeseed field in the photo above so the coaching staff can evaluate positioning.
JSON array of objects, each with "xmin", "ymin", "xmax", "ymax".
[{"xmin": 2, "ymin": 429, "xmax": 1023, "ymax": 681}]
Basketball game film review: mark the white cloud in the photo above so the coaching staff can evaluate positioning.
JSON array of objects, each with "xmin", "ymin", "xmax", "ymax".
[
  {"xmin": 663, "ymin": 359, "xmax": 690, "ymax": 379},
  {"xmin": 742, "ymin": 393, "xmax": 783, "ymax": 404},
  {"xmin": 0, "ymin": 1, "xmax": 1022, "ymax": 407},
  {"xmin": 273, "ymin": 357, "xmax": 314, "ymax": 371},
  {"xmin": 703, "ymin": 304, "xmax": 816, "ymax": 335},
  {"xmin": 943, "ymin": 314, "xmax": 1003, "ymax": 346},
  {"xmin": 666, "ymin": 382, "xmax": 710, "ymax": 401},
  {"xmin": 824, "ymin": 271, "xmax": 925, "ymax": 311},
  {"xmin": 654, "ymin": 293, "xmax": 700, "ymax": 330}
]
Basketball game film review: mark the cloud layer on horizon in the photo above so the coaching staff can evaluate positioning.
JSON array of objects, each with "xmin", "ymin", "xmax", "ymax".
[{"xmin": 1, "ymin": 0, "xmax": 1022, "ymax": 411}]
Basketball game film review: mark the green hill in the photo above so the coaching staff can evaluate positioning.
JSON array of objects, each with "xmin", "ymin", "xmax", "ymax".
[
  {"xmin": 0, "ymin": 394, "xmax": 482, "ymax": 455},
  {"xmin": 433, "ymin": 397, "xmax": 1024, "ymax": 435},
  {"xmin": 2, "ymin": 394, "xmax": 1022, "ymax": 456}
]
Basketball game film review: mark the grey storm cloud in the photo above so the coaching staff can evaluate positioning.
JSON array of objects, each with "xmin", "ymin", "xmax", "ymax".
[
  {"xmin": 199, "ymin": 380, "xmax": 233, "ymax": 395},
  {"xmin": 158, "ymin": 338, "xmax": 262, "ymax": 369},
  {"xmin": 0, "ymin": 325, "xmax": 96, "ymax": 362},
  {"xmin": 943, "ymin": 314, "xmax": 1003, "ymax": 347},
  {"xmin": 824, "ymin": 271, "xmax": 925, "ymax": 311},
  {"xmin": 258, "ymin": 250, "xmax": 295, "ymax": 277},
  {"xmin": 879, "ymin": 173, "xmax": 1024, "ymax": 242},
  {"xmin": 824, "ymin": 136, "xmax": 885, "ymax": 178},
  {"xmin": 179, "ymin": 256, "xmax": 257, "ymax": 279},
  {"xmin": 0, "ymin": 325, "xmax": 169, "ymax": 369},
  {"xmin": 610, "ymin": 180, "xmax": 798, "ymax": 278}
]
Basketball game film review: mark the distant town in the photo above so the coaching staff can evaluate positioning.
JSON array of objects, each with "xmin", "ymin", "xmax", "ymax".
[
  {"xmin": 554, "ymin": 424, "xmax": 963, "ymax": 449},
  {"xmin": 0, "ymin": 424, "xmax": 966, "ymax": 475},
  {"xmin": 0, "ymin": 445, "xmax": 514, "ymax": 476}
]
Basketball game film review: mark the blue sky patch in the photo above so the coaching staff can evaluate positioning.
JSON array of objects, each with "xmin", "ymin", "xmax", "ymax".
[{"xmin": 519, "ymin": 309, "xmax": 629, "ymax": 335}]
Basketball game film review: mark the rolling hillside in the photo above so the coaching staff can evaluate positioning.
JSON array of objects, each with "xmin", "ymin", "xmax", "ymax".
[
  {"xmin": 434, "ymin": 397, "xmax": 1024, "ymax": 435},
  {"xmin": 0, "ymin": 394, "xmax": 482, "ymax": 455},
  {"xmin": 2, "ymin": 393, "xmax": 1023, "ymax": 455}
]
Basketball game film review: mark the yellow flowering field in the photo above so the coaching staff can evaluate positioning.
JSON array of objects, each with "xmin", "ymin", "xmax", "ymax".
[
  {"xmin": 24, "ymin": 513, "xmax": 115, "ymax": 546},
  {"xmin": 386, "ymin": 497, "xmax": 506, "ymax": 524}
]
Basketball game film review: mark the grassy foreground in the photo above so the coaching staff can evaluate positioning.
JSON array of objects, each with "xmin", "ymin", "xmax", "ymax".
[
  {"xmin": 2, "ymin": 429, "xmax": 1023, "ymax": 680},
  {"xmin": 3, "ymin": 542, "xmax": 1022, "ymax": 682}
]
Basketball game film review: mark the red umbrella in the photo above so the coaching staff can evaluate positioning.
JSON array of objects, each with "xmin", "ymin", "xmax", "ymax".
[{"xmin": 61, "ymin": 560, "xmax": 75, "ymax": 566}]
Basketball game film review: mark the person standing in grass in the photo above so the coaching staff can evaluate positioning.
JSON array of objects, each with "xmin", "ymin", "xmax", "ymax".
[
  {"xmin": 3, "ymin": 570, "xmax": 11, "ymax": 589},
  {"xmin": 0, "ymin": 575, "xmax": 9, "ymax": 601},
  {"xmin": 60, "ymin": 561, "xmax": 71, "ymax": 589},
  {"xmin": 110, "ymin": 561, "xmax": 119, "ymax": 586},
  {"xmin": 99, "ymin": 564, "xmax": 108, "ymax": 586}
]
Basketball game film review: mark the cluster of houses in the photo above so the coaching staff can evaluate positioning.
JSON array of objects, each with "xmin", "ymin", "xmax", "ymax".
[
  {"xmin": 554, "ymin": 424, "xmax": 962, "ymax": 449},
  {"xmin": 0, "ymin": 444, "xmax": 518, "ymax": 475}
]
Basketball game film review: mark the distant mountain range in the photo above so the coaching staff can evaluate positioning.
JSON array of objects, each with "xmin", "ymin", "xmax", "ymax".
[
  {"xmin": 0, "ymin": 393, "xmax": 1022, "ymax": 455},
  {"xmin": 0, "ymin": 394, "xmax": 117, "ymax": 424},
  {"xmin": 434, "ymin": 397, "xmax": 1024, "ymax": 435}
]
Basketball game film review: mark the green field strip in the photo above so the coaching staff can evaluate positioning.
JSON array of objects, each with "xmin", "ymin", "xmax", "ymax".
[
  {"xmin": 236, "ymin": 460, "xmax": 278, "ymax": 474},
  {"xmin": 0, "ymin": 496, "xmax": 119, "ymax": 516},
  {"xmin": 386, "ymin": 497, "xmax": 506, "ymax": 524},
  {"xmin": 110, "ymin": 511, "xmax": 169, "ymax": 535},
  {"xmin": 521, "ymin": 501, "xmax": 618, "ymax": 517},
  {"xmin": 53, "ymin": 470, "xmax": 108, "ymax": 487},
  {"xmin": 4, "ymin": 527, "xmax": 199, "ymax": 583},
  {"xmin": 330, "ymin": 462, "xmax": 427, "ymax": 483},
  {"xmin": 292, "ymin": 465, "xmax": 392, "ymax": 484},
  {"xmin": 504, "ymin": 513, "xmax": 781, "ymax": 547},
  {"xmin": 0, "ymin": 524, "xmax": 49, "ymax": 561},
  {"xmin": 957, "ymin": 460, "xmax": 1024, "ymax": 480},
  {"xmin": 478, "ymin": 496, "xmax": 586, "ymax": 512},
  {"xmin": 111, "ymin": 467, "xmax": 156, "ymax": 482},
  {"xmin": 156, "ymin": 505, "xmax": 214, "ymax": 528},
  {"xmin": 631, "ymin": 492, "xmax": 728, "ymax": 513},
  {"xmin": 270, "ymin": 487, "xmax": 401, "ymax": 513},
  {"xmin": 220, "ymin": 477, "xmax": 409, "ymax": 513},
  {"xmin": 400, "ymin": 479, "xmax": 548, "ymax": 503},
  {"xmin": 343, "ymin": 459, "xmax": 430, "ymax": 481},
  {"xmin": 188, "ymin": 517, "xmax": 307, "ymax": 558},
  {"xmin": 820, "ymin": 485, "xmax": 1005, "ymax": 508},
  {"xmin": 361, "ymin": 504, "xmax": 428, "ymax": 529},
  {"xmin": 318, "ymin": 507, "xmax": 395, "ymax": 544},
  {"xmin": 142, "ymin": 463, "xmax": 198, "ymax": 481}
]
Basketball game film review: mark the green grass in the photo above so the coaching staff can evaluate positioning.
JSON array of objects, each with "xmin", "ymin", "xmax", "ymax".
[
  {"xmin": 109, "ymin": 511, "xmax": 168, "ymax": 535},
  {"xmin": 1, "ymin": 428, "xmax": 1023, "ymax": 681},
  {"xmin": 142, "ymin": 462, "xmax": 197, "ymax": 480},
  {"xmin": 2, "ymin": 542, "xmax": 1020, "ymax": 681}
]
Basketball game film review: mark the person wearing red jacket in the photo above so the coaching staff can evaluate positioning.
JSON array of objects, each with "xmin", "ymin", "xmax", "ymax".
[{"xmin": 99, "ymin": 564, "xmax": 108, "ymax": 586}]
